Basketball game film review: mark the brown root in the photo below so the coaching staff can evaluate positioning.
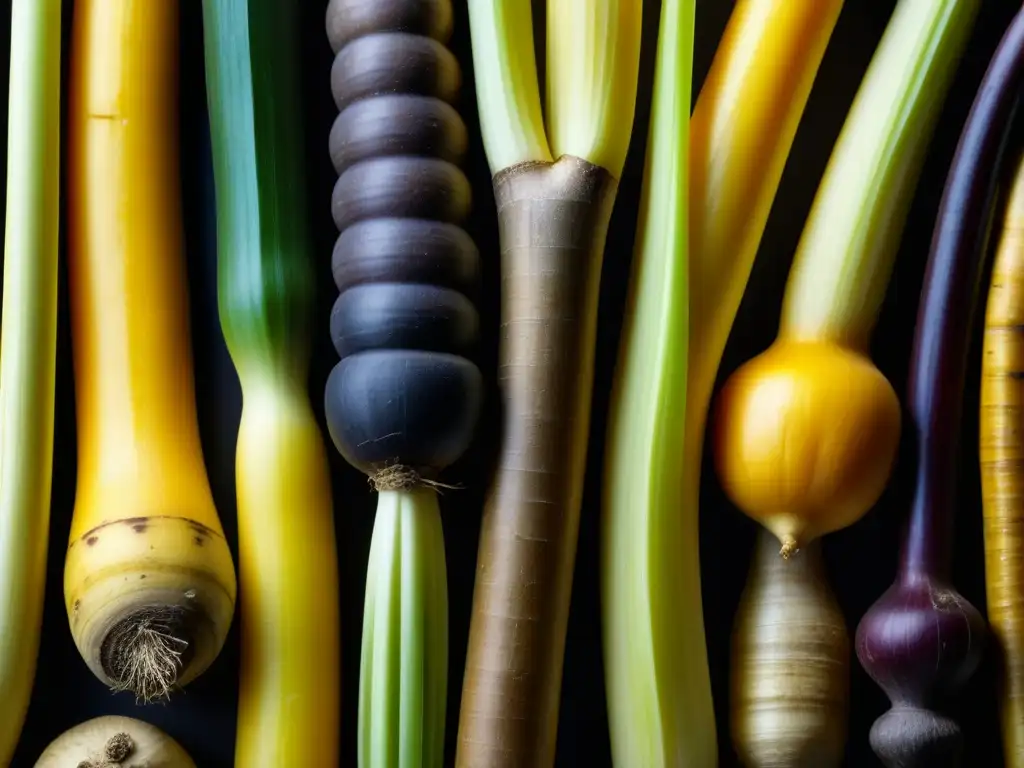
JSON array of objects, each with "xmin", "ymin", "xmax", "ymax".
[
  {"xmin": 369, "ymin": 464, "xmax": 460, "ymax": 493},
  {"xmin": 103, "ymin": 606, "xmax": 190, "ymax": 703}
]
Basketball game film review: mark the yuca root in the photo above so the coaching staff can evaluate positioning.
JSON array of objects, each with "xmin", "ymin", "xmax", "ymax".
[
  {"xmin": 457, "ymin": 155, "xmax": 617, "ymax": 767},
  {"xmin": 102, "ymin": 606, "xmax": 191, "ymax": 703}
]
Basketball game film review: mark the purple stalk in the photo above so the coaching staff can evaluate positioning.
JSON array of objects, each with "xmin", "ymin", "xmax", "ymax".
[{"xmin": 855, "ymin": 8, "xmax": 1024, "ymax": 768}]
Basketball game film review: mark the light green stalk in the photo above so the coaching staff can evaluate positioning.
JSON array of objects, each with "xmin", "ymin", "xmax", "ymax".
[
  {"xmin": 466, "ymin": 0, "xmax": 550, "ymax": 172},
  {"xmin": 602, "ymin": 1, "xmax": 710, "ymax": 765},
  {"xmin": 360, "ymin": 488, "xmax": 448, "ymax": 768},
  {"xmin": 781, "ymin": 0, "xmax": 981, "ymax": 348},
  {"xmin": 0, "ymin": 0, "xmax": 62, "ymax": 762}
]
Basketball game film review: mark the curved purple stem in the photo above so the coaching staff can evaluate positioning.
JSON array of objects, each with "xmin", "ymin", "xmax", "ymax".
[
  {"xmin": 902, "ymin": 10, "xmax": 1024, "ymax": 581},
  {"xmin": 856, "ymin": 9, "xmax": 1024, "ymax": 767}
]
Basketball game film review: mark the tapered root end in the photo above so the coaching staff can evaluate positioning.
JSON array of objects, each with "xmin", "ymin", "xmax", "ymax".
[
  {"xmin": 102, "ymin": 606, "xmax": 192, "ymax": 703},
  {"xmin": 869, "ymin": 707, "xmax": 961, "ymax": 768},
  {"xmin": 779, "ymin": 535, "xmax": 800, "ymax": 559}
]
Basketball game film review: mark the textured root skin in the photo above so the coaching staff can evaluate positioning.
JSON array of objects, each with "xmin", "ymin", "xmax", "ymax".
[
  {"xmin": 76, "ymin": 732, "xmax": 136, "ymax": 767},
  {"xmin": 731, "ymin": 532, "xmax": 848, "ymax": 767},
  {"xmin": 101, "ymin": 606, "xmax": 193, "ymax": 703},
  {"xmin": 457, "ymin": 156, "xmax": 617, "ymax": 768},
  {"xmin": 869, "ymin": 707, "xmax": 961, "ymax": 768}
]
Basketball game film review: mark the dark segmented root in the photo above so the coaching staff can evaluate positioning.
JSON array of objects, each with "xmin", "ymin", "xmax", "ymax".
[
  {"xmin": 106, "ymin": 606, "xmax": 189, "ymax": 702},
  {"xmin": 105, "ymin": 732, "xmax": 134, "ymax": 762},
  {"xmin": 370, "ymin": 463, "xmax": 460, "ymax": 493}
]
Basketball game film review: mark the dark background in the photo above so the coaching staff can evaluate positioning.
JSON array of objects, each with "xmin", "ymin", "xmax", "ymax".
[{"xmin": 5, "ymin": 0, "xmax": 1022, "ymax": 765}]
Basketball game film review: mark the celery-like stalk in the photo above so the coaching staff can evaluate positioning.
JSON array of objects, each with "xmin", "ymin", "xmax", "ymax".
[
  {"xmin": 202, "ymin": 0, "xmax": 341, "ymax": 763},
  {"xmin": 602, "ymin": 2, "xmax": 701, "ymax": 764},
  {"xmin": 360, "ymin": 489, "xmax": 447, "ymax": 768},
  {"xmin": 781, "ymin": 0, "xmax": 981, "ymax": 349},
  {"xmin": 466, "ymin": 1, "xmax": 550, "ymax": 172},
  {"xmin": 547, "ymin": 0, "xmax": 643, "ymax": 176},
  {"xmin": 603, "ymin": 1, "xmax": 842, "ymax": 762},
  {"xmin": 0, "ymin": 1, "xmax": 62, "ymax": 762}
]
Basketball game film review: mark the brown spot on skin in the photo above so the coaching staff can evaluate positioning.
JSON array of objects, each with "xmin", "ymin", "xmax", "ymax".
[
  {"xmin": 194, "ymin": 536, "xmax": 204, "ymax": 546},
  {"xmin": 188, "ymin": 520, "xmax": 217, "ymax": 536},
  {"xmin": 131, "ymin": 523, "xmax": 147, "ymax": 533},
  {"xmin": 73, "ymin": 599, "xmax": 81, "ymax": 613},
  {"xmin": 86, "ymin": 536, "xmax": 98, "ymax": 546},
  {"xmin": 140, "ymin": 574, "xmax": 146, "ymax": 579}
]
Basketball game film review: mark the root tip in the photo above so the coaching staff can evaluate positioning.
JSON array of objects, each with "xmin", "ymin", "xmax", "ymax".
[
  {"xmin": 779, "ymin": 535, "xmax": 799, "ymax": 559},
  {"xmin": 105, "ymin": 732, "xmax": 134, "ymax": 762},
  {"xmin": 103, "ymin": 606, "xmax": 191, "ymax": 703}
]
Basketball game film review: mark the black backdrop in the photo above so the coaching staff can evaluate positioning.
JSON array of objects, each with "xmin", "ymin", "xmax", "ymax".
[{"xmin": 5, "ymin": 0, "xmax": 1023, "ymax": 765}]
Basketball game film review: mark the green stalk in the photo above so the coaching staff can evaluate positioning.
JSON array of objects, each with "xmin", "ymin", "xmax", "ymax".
[
  {"xmin": 602, "ymin": 1, "xmax": 708, "ymax": 765},
  {"xmin": 360, "ymin": 488, "xmax": 447, "ymax": 768},
  {"xmin": 780, "ymin": 0, "xmax": 981, "ymax": 349},
  {"xmin": 202, "ymin": 1, "xmax": 341, "ymax": 764},
  {"xmin": 0, "ymin": 0, "xmax": 62, "ymax": 762},
  {"xmin": 466, "ymin": 0, "xmax": 550, "ymax": 171}
]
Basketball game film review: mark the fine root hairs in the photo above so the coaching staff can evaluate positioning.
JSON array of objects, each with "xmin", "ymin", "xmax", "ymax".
[
  {"xmin": 370, "ymin": 464, "xmax": 460, "ymax": 494},
  {"xmin": 105, "ymin": 605, "xmax": 190, "ymax": 703}
]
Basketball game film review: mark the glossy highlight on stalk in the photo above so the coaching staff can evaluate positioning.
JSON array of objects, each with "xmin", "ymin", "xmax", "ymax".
[
  {"xmin": 324, "ymin": 1, "xmax": 483, "ymax": 766},
  {"xmin": 202, "ymin": 0, "xmax": 341, "ymax": 764},
  {"xmin": 981, "ymin": 151, "xmax": 1024, "ymax": 767},
  {"xmin": 458, "ymin": 1, "xmax": 641, "ymax": 765},
  {"xmin": 65, "ymin": 0, "xmax": 237, "ymax": 703},
  {"xmin": 856, "ymin": 8, "xmax": 1024, "ymax": 767},
  {"xmin": 0, "ymin": 0, "xmax": 61, "ymax": 761}
]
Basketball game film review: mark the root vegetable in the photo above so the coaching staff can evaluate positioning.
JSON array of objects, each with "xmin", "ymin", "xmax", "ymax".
[
  {"xmin": 457, "ymin": 1, "xmax": 641, "ymax": 764},
  {"xmin": 323, "ymin": 1, "xmax": 481, "ymax": 765},
  {"xmin": 981, "ymin": 151, "xmax": 1024, "ymax": 766},
  {"xmin": 731, "ymin": 531, "xmax": 848, "ymax": 766},
  {"xmin": 0, "ymin": 0, "xmax": 62, "ymax": 761},
  {"xmin": 856, "ymin": 7, "xmax": 1024, "ymax": 766},
  {"xmin": 34, "ymin": 716, "xmax": 195, "ymax": 768},
  {"xmin": 713, "ymin": 1, "xmax": 978, "ymax": 765},
  {"xmin": 64, "ymin": 0, "xmax": 237, "ymax": 702}
]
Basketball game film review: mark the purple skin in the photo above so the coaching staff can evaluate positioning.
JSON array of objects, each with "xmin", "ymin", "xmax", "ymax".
[{"xmin": 855, "ymin": 9, "xmax": 1024, "ymax": 768}]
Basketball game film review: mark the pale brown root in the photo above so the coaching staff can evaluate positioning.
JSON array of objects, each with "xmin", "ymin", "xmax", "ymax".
[
  {"xmin": 779, "ymin": 534, "xmax": 799, "ymax": 559},
  {"xmin": 104, "ymin": 606, "xmax": 190, "ymax": 703},
  {"xmin": 370, "ymin": 464, "xmax": 460, "ymax": 493}
]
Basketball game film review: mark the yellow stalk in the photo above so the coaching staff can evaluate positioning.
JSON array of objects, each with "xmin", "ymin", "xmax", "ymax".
[
  {"xmin": 602, "ymin": 2, "xmax": 841, "ymax": 762},
  {"xmin": 65, "ymin": 0, "xmax": 237, "ymax": 701}
]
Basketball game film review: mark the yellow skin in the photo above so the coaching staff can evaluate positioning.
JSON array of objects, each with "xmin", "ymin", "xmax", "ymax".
[
  {"xmin": 65, "ymin": 0, "xmax": 236, "ymax": 696},
  {"xmin": 714, "ymin": 340, "xmax": 902, "ymax": 556}
]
